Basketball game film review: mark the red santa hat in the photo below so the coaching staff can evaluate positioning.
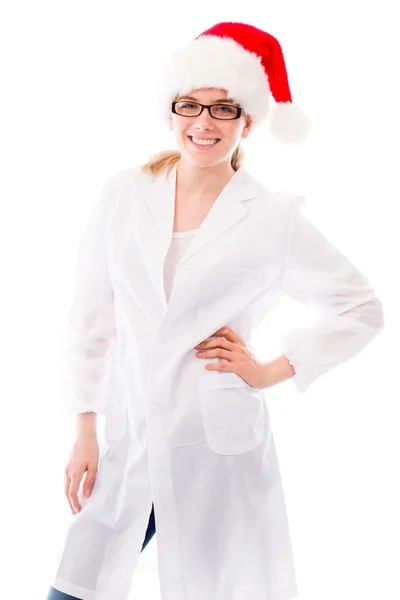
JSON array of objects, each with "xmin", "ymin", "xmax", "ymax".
[{"xmin": 157, "ymin": 21, "xmax": 311, "ymax": 143}]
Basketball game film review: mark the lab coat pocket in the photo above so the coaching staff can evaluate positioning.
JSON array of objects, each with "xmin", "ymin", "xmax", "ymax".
[
  {"xmin": 196, "ymin": 266, "xmax": 273, "ymax": 326},
  {"xmin": 198, "ymin": 371, "xmax": 264, "ymax": 455}
]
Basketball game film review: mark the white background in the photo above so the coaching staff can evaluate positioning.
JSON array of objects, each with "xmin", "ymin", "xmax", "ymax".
[{"xmin": 0, "ymin": 1, "xmax": 398, "ymax": 599}]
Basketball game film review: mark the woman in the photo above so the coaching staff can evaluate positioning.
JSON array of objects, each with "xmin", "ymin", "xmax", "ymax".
[{"xmin": 47, "ymin": 22, "xmax": 384, "ymax": 600}]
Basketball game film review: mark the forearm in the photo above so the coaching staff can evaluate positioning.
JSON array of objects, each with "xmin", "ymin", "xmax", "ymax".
[
  {"xmin": 263, "ymin": 355, "xmax": 295, "ymax": 389},
  {"xmin": 76, "ymin": 411, "xmax": 98, "ymax": 438}
]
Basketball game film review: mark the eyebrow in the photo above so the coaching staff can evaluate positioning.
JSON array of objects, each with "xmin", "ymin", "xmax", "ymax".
[{"xmin": 176, "ymin": 95, "xmax": 237, "ymax": 104}]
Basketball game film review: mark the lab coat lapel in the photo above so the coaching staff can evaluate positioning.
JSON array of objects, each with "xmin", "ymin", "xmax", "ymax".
[{"xmin": 144, "ymin": 163, "xmax": 259, "ymax": 271}]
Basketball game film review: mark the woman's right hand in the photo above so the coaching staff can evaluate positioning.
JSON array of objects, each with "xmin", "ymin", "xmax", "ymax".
[{"xmin": 64, "ymin": 433, "xmax": 99, "ymax": 514}]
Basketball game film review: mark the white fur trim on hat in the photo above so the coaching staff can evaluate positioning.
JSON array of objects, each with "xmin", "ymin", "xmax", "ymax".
[
  {"xmin": 268, "ymin": 102, "xmax": 312, "ymax": 142},
  {"xmin": 156, "ymin": 35, "xmax": 271, "ymax": 129}
]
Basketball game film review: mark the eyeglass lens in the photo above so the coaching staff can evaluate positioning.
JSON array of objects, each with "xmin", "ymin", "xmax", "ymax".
[{"xmin": 174, "ymin": 101, "xmax": 239, "ymax": 119}]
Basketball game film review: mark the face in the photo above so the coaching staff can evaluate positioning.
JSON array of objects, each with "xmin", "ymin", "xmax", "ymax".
[{"xmin": 168, "ymin": 88, "xmax": 252, "ymax": 168}]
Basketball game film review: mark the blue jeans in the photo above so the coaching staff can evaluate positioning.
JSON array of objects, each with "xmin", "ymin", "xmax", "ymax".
[{"xmin": 46, "ymin": 503, "xmax": 156, "ymax": 599}]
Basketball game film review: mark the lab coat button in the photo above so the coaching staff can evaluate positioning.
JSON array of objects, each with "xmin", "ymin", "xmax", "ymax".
[{"xmin": 148, "ymin": 405, "xmax": 160, "ymax": 417}]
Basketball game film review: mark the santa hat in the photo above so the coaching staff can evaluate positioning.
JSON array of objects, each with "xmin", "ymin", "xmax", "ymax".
[{"xmin": 157, "ymin": 21, "xmax": 311, "ymax": 143}]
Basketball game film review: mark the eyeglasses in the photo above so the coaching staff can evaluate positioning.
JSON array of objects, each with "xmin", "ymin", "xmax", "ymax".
[{"xmin": 171, "ymin": 101, "xmax": 242, "ymax": 120}]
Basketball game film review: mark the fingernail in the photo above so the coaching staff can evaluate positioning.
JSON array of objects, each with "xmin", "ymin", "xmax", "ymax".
[{"xmin": 85, "ymin": 490, "xmax": 90, "ymax": 497}]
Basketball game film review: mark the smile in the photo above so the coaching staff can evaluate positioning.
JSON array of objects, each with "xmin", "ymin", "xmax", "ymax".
[{"xmin": 188, "ymin": 136, "xmax": 221, "ymax": 149}]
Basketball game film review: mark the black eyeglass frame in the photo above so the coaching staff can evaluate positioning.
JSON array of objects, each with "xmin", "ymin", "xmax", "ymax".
[{"xmin": 171, "ymin": 101, "xmax": 242, "ymax": 120}]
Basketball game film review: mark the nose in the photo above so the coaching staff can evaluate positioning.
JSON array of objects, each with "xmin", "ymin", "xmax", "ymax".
[{"xmin": 193, "ymin": 107, "xmax": 217, "ymax": 130}]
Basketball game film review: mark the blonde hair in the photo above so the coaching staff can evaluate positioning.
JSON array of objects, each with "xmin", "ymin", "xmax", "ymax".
[{"xmin": 139, "ymin": 144, "xmax": 244, "ymax": 181}]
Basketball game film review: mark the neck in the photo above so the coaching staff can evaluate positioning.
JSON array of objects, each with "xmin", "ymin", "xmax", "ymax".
[{"xmin": 176, "ymin": 158, "xmax": 236, "ymax": 197}]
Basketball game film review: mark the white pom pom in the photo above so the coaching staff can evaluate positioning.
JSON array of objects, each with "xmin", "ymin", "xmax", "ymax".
[{"xmin": 268, "ymin": 102, "xmax": 312, "ymax": 143}]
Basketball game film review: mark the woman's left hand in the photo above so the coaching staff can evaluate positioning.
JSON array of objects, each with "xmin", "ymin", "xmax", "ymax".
[{"xmin": 194, "ymin": 327, "xmax": 270, "ymax": 390}]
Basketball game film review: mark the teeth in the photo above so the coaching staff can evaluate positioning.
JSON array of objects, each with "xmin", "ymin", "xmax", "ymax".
[{"xmin": 190, "ymin": 137, "xmax": 219, "ymax": 146}]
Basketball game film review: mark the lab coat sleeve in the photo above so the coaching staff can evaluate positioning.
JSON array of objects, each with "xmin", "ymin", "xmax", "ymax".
[
  {"xmin": 278, "ymin": 195, "xmax": 384, "ymax": 393},
  {"xmin": 60, "ymin": 176, "xmax": 117, "ymax": 415}
]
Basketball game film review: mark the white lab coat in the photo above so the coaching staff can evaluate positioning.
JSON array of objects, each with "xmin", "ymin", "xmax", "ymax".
[{"xmin": 51, "ymin": 163, "xmax": 384, "ymax": 600}]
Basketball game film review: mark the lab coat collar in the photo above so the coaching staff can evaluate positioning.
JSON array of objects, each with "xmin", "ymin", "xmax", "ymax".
[{"xmin": 144, "ymin": 163, "xmax": 259, "ymax": 269}]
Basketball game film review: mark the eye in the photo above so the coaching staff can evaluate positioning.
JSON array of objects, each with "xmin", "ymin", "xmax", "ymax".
[{"xmin": 216, "ymin": 105, "xmax": 236, "ymax": 114}]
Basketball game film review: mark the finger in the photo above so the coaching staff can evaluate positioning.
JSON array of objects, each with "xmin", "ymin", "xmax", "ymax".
[
  {"xmin": 212, "ymin": 327, "xmax": 236, "ymax": 340},
  {"xmin": 64, "ymin": 473, "xmax": 76, "ymax": 515},
  {"xmin": 205, "ymin": 362, "xmax": 233, "ymax": 371},
  {"xmin": 83, "ymin": 466, "xmax": 98, "ymax": 498},
  {"xmin": 196, "ymin": 337, "xmax": 235, "ymax": 350},
  {"xmin": 198, "ymin": 348, "xmax": 232, "ymax": 360},
  {"xmin": 221, "ymin": 327, "xmax": 243, "ymax": 345},
  {"xmin": 212, "ymin": 327, "xmax": 231, "ymax": 335},
  {"xmin": 64, "ymin": 472, "xmax": 70, "ymax": 495},
  {"xmin": 69, "ymin": 474, "xmax": 82, "ymax": 513}
]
